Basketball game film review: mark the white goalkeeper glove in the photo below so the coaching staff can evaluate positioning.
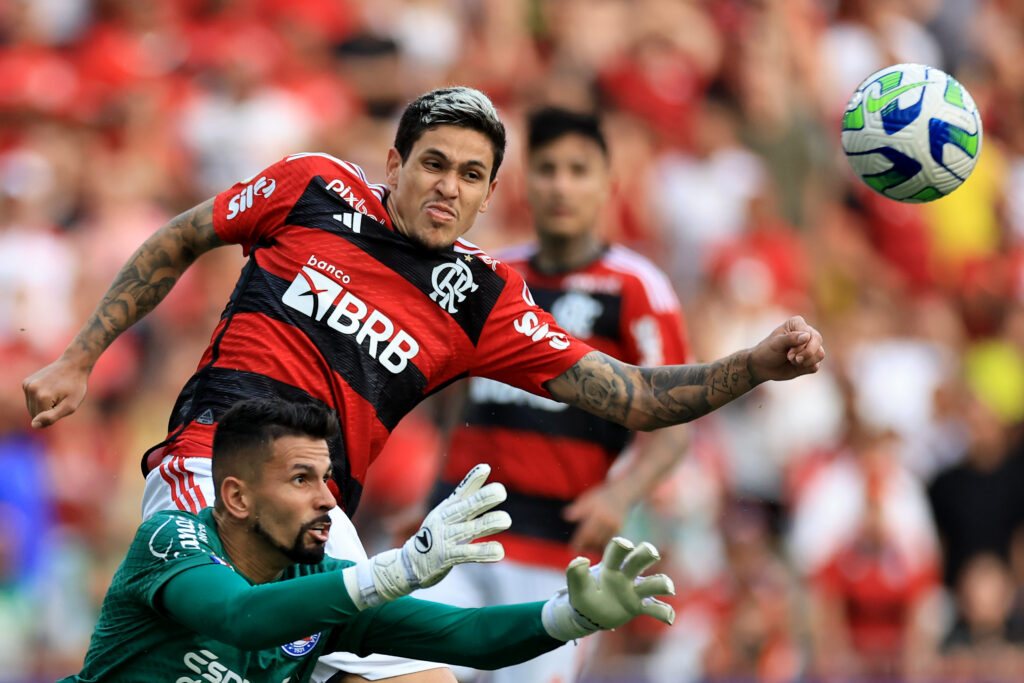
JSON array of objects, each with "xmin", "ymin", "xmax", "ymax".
[
  {"xmin": 343, "ymin": 463, "xmax": 510, "ymax": 609},
  {"xmin": 541, "ymin": 536, "xmax": 675, "ymax": 641}
]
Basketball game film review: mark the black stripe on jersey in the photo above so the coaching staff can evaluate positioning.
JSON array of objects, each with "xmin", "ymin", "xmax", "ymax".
[
  {"xmin": 529, "ymin": 286, "xmax": 623, "ymax": 343},
  {"xmin": 166, "ymin": 367, "xmax": 364, "ymax": 512},
  {"xmin": 284, "ymin": 177, "xmax": 505, "ymax": 345},
  {"xmin": 464, "ymin": 401, "xmax": 631, "ymax": 453},
  {"xmin": 428, "ymin": 482, "xmax": 577, "ymax": 544},
  {"xmin": 167, "ymin": 367, "xmax": 332, "ymax": 431},
  {"xmin": 228, "ymin": 266, "xmax": 427, "ymax": 433}
]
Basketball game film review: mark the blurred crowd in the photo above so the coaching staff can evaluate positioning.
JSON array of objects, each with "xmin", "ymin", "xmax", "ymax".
[{"xmin": 4, "ymin": 0, "xmax": 1024, "ymax": 681}]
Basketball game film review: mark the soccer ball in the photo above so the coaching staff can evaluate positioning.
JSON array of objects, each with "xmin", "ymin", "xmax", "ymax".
[{"xmin": 841, "ymin": 63, "xmax": 982, "ymax": 203}]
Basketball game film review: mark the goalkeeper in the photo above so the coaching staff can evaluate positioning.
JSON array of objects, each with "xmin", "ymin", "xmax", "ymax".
[{"xmin": 62, "ymin": 398, "xmax": 674, "ymax": 683}]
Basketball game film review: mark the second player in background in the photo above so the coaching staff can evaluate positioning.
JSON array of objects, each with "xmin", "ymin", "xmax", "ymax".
[{"xmin": 418, "ymin": 107, "xmax": 691, "ymax": 683}]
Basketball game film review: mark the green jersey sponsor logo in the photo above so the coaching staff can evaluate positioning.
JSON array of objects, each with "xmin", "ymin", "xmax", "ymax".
[{"xmin": 179, "ymin": 649, "xmax": 251, "ymax": 683}]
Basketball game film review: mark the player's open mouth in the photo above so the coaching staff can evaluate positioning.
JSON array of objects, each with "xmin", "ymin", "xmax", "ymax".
[{"xmin": 308, "ymin": 522, "xmax": 330, "ymax": 544}]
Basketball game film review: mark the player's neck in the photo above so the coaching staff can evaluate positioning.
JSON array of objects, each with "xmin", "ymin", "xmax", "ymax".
[
  {"xmin": 214, "ymin": 511, "xmax": 288, "ymax": 584},
  {"xmin": 533, "ymin": 231, "xmax": 603, "ymax": 275}
]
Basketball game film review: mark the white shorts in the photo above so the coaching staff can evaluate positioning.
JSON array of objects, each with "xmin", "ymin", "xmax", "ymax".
[
  {"xmin": 141, "ymin": 454, "xmax": 448, "ymax": 681},
  {"xmin": 414, "ymin": 559, "xmax": 592, "ymax": 683}
]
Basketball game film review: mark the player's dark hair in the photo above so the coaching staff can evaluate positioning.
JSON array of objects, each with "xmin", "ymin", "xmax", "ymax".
[
  {"xmin": 394, "ymin": 86, "xmax": 507, "ymax": 182},
  {"xmin": 527, "ymin": 107, "xmax": 608, "ymax": 157},
  {"xmin": 212, "ymin": 399, "xmax": 339, "ymax": 503}
]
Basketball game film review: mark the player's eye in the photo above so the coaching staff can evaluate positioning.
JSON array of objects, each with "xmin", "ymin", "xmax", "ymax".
[
  {"xmin": 424, "ymin": 159, "xmax": 442, "ymax": 170},
  {"xmin": 293, "ymin": 475, "xmax": 306, "ymax": 484}
]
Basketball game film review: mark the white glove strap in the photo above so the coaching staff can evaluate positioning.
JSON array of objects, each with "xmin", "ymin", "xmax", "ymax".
[
  {"xmin": 540, "ymin": 588, "xmax": 600, "ymax": 642},
  {"xmin": 342, "ymin": 549, "xmax": 419, "ymax": 611}
]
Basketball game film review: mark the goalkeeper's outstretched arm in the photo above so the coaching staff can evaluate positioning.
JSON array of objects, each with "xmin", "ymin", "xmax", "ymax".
[{"xmin": 328, "ymin": 536, "xmax": 675, "ymax": 670}]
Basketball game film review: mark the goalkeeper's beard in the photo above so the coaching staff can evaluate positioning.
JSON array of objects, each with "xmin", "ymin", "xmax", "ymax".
[{"xmin": 252, "ymin": 514, "xmax": 331, "ymax": 565}]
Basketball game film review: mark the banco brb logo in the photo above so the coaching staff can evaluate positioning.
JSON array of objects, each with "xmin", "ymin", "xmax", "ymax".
[
  {"xmin": 430, "ymin": 260, "xmax": 477, "ymax": 314},
  {"xmin": 282, "ymin": 267, "xmax": 342, "ymax": 321}
]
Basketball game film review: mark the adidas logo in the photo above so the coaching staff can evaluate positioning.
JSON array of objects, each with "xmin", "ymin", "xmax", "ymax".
[
  {"xmin": 196, "ymin": 409, "xmax": 215, "ymax": 425},
  {"xmin": 334, "ymin": 211, "xmax": 362, "ymax": 234}
]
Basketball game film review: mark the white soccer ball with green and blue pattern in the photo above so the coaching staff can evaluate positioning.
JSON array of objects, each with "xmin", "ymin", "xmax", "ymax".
[{"xmin": 841, "ymin": 63, "xmax": 982, "ymax": 203}]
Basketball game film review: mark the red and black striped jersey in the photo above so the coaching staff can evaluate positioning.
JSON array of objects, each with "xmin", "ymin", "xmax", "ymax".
[
  {"xmin": 144, "ymin": 153, "xmax": 593, "ymax": 513},
  {"xmin": 437, "ymin": 243, "xmax": 689, "ymax": 567}
]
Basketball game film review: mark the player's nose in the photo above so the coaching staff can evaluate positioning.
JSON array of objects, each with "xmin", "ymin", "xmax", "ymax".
[
  {"xmin": 314, "ymin": 478, "xmax": 335, "ymax": 511},
  {"xmin": 435, "ymin": 170, "xmax": 458, "ymax": 198}
]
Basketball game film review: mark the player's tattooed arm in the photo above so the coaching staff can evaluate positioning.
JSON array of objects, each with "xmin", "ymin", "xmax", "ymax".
[
  {"xmin": 70, "ymin": 198, "xmax": 224, "ymax": 366},
  {"xmin": 546, "ymin": 317, "xmax": 824, "ymax": 430},
  {"xmin": 24, "ymin": 198, "xmax": 226, "ymax": 427},
  {"xmin": 545, "ymin": 350, "xmax": 759, "ymax": 431}
]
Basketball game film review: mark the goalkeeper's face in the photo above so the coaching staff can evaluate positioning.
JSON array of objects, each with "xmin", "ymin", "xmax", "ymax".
[{"xmin": 248, "ymin": 435, "xmax": 337, "ymax": 565}]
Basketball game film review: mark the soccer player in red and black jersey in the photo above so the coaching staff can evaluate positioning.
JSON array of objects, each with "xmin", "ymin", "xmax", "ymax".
[
  {"xmin": 24, "ymin": 87, "xmax": 825, "ymax": 682},
  {"xmin": 417, "ymin": 107, "xmax": 692, "ymax": 683}
]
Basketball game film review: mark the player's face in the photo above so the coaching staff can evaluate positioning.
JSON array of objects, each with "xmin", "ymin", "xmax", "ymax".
[
  {"xmin": 527, "ymin": 133, "xmax": 609, "ymax": 239},
  {"xmin": 385, "ymin": 125, "xmax": 498, "ymax": 251},
  {"xmin": 250, "ymin": 435, "xmax": 335, "ymax": 565}
]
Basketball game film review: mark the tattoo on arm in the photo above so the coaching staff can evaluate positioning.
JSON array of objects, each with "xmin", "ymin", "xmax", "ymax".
[
  {"xmin": 71, "ymin": 198, "xmax": 224, "ymax": 364},
  {"xmin": 545, "ymin": 350, "xmax": 758, "ymax": 430}
]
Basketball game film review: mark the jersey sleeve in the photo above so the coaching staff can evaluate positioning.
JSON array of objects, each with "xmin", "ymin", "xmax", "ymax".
[
  {"xmin": 160, "ymin": 559, "xmax": 364, "ymax": 650},
  {"xmin": 326, "ymin": 598, "xmax": 561, "ymax": 670},
  {"xmin": 213, "ymin": 153, "xmax": 360, "ymax": 254},
  {"xmin": 470, "ymin": 266, "xmax": 594, "ymax": 398},
  {"xmin": 619, "ymin": 268, "xmax": 690, "ymax": 366},
  {"xmin": 120, "ymin": 511, "xmax": 230, "ymax": 610}
]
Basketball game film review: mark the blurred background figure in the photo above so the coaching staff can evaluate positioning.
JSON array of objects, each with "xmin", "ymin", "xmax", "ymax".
[
  {"xmin": 6, "ymin": 1, "xmax": 1024, "ymax": 681},
  {"xmin": 939, "ymin": 552, "xmax": 1024, "ymax": 681}
]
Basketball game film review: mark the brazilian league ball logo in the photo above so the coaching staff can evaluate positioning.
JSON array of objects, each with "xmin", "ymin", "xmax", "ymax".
[{"xmin": 282, "ymin": 633, "xmax": 321, "ymax": 657}]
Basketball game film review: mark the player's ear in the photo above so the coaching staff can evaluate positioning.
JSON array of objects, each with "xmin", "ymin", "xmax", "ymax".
[
  {"xmin": 220, "ymin": 476, "xmax": 252, "ymax": 520},
  {"xmin": 385, "ymin": 148, "xmax": 402, "ymax": 190},
  {"xmin": 478, "ymin": 178, "xmax": 498, "ymax": 214}
]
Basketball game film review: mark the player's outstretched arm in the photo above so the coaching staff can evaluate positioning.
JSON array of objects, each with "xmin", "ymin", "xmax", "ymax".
[
  {"xmin": 23, "ymin": 198, "xmax": 224, "ymax": 428},
  {"xmin": 333, "ymin": 536, "xmax": 675, "ymax": 670},
  {"xmin": 541, "ymin": 536, "xmax": 675, "ymax": 641},
  {"xmin": 544, "ymin": 315, "xmax": 825, "ymax": 431},
  {"xmin": 344, "ymin": 463, "xmax": 511, "ymax": 609}
]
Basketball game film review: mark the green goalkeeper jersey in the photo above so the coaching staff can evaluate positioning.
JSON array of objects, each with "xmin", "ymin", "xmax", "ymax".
[{"xmin": 61, "ymin": 508, "xmax": 559, "ymax": 682}]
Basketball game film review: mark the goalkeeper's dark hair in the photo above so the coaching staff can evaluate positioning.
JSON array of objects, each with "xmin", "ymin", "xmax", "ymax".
[
  {"xmin": 394, "ymin": 86, "xmax": 507, "ymax": 182},
  {"xmin": 212, "ymin": 398, "xmax": 339, "ymax": 505},
  {"xmin": 527, "ymin": 106, "xmax": 608, "ymax": 157}
]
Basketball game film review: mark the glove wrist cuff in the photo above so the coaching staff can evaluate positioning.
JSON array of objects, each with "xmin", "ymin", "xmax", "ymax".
[
  {"xmin": 346, "ymin": 548, "xmax": 423, "ymax": 610},
  {"xmin": 541, "ymin": 591, "xmax": 600, "ymax": 642}
]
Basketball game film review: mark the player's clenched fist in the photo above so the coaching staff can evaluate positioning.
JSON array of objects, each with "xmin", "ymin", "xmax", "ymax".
[
  {"xmin": 23, "ymin": 356, "xmax": 91, "ymax": 429},
  {"xmin": 541, "ymin": 537, "xmax": 675, "ymax": 641},
  {"xmin": 343, "ymin": 464, "xmax": 511, "ymax": 609},
  {"xmin": 748, "ymin": 315, "xmax": 826, "ymax": 382}
]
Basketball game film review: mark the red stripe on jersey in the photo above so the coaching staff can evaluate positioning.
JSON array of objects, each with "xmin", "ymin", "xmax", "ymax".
[
  {"xmin": 186, "ymin": 460, "xmax": 209, "ymax": 510},
  {"xmin": 158, "ymin": 460, "xmax": 182, "ymax": 508},
  {"xmin": 498, "ymin": 532, "xmax": 601, "ymax": 569},
  {"xmin": 204, "ymin": 313, "xmax": 337, "ymax": 405},
  {"xmin": 443, "ymin": 426, "xmax": 611, "ymax": 500},
  {"xmin": 164, "ymin": 458, "xmax": 195, "ymax": 512},
  {"xmin": 176, "ymin": 458, "xmax": 200, "ymax": 512},
  {"xmin": 159, "ymin": 426, "xmax": 216, "ymax": 462}
]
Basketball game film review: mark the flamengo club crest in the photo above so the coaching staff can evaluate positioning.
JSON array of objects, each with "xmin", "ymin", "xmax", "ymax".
[{"xmin": 430, "ymin": 260, "xmax": 477, "ymax": 313}]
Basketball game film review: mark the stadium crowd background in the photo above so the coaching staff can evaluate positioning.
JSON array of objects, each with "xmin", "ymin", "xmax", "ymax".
[{"xmin": 3, "ymin": 0, "xmax": 1024, "ymax": 681}]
